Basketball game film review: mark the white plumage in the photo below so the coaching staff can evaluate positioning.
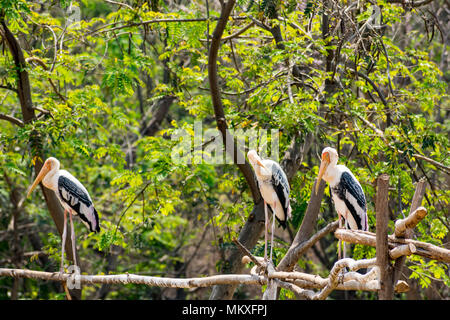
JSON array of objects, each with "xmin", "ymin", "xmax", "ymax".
[
  {"xmin": 27, "ymin": 157, "xmax": 100, "ymax": 273},
  {"xmin": 316, "ymin": 147, "xmax": 368, "ymax": 260},
  {"xmin": 248, "ymin": 150, "xmax": 291, "ymax": 261},
  {"xmin": 316, "ymin": 147, "xmax": 368, "ymax": 231}
]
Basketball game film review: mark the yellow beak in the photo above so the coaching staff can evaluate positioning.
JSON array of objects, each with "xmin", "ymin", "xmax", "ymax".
[
  {"xmin": 27, "ymin": 163, "xmax": 50, "ymax": 197},
  {"xmin": 315, "ymin": 158, "xmax": 329, "ymax": 195},
  {"xmin": 256, "ymin": 159, "xmax": 267, "ymax": 170}
]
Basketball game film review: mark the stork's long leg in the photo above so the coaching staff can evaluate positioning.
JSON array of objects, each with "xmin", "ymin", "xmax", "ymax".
[
  {"xmin": 344, "ymin": 217, "xmax": 349, "ymax": 260},
  {"xmin": 69, "ymin": 210, "xmax": 77, "ymax": 268},
  {"xmin": 61, "ymin": 209, "xmax": 68, "ymax": 273},
  {"xmin": 269, "ymin": 202, "xmax": 276, "ymax": 262},
  {"xmin": 338, "ymin": 214, "xmax": 342, "ymax": 261},
  {"xmin": 264, "ymin": 201, "xmax": 268, "ymax": 262}
]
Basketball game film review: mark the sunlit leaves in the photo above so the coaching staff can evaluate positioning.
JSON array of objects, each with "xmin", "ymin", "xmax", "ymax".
[{"xmin": 0, "ymin": 0, "xmax": 448, "ymax": 300}]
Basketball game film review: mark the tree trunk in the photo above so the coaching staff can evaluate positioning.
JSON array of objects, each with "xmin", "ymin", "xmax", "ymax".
[
  {"xmin": 0, "ymin": 18, "xmax": 81, "ymax": 300},
  {"xmin": 376, "ymin": 174, "xmax": 393, "ymax": 300}
]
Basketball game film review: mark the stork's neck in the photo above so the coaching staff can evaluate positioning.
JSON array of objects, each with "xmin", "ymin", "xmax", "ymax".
[
  {"xmin": 253, "ymin": 164, "xmax": 271, "ymax": 182},
  {"xmin": 323, "ymin": 161, "xmax": 340, "ymax": 185},
  {"xmin": 42, "ymin": 163, "xmax": 60, "ymax": 190}
]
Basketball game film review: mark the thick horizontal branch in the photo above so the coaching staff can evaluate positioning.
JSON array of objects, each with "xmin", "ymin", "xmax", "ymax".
[
  {"xmin": 394, "ymin": 207, "xmax": 427, "ymax": 238},
  {"xmin": 0, "ymin": 268, "xmax": 266, "ymax": 288},
  {"xmin": 335, "ymin": 229, "xmax": 450, "ymax": 263}
]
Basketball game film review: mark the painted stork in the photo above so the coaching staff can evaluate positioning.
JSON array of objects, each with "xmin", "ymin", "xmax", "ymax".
[
  {"xmin": 247, "ymin": 150, "xmax": 292, "ymax": 262},
  {"xmin": 316, "ymin": 147, "xmax": 368, "ymax": 260},
  {"xmin": 27, "ymin": 157, "xmax": 100, "ymax": 273}
]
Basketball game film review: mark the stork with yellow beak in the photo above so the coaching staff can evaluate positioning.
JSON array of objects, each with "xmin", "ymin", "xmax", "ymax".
[
  {"xmin": 27, "ymin": 157, "xmax": 100, "ymax": 273},
  {"xmin": 247, "ymin": 150, "xmax": 292, "ymax": 262},
  {"xmin": 316, "ymin": 147, "xmax": 368, "ymax": 260}
]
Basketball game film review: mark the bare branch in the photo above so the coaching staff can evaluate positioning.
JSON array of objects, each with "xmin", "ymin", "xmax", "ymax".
[
  {"xmin": 390, "ymin": 243, "xmax": 416, "ymax": 260},
  {"xmin": 104, "ymin": 0, "xmax": 134, "ymax": 10},
  {"xmin": 394, "ymin": 207, "xmax": 428, "ymax": 238},
  {"xmin": 233, "ymin": 238, "xmax": 262, "ymax": 268},
  {"xmin": 0, "ymin": 268, "xmax": 266, "ymax": 288},
  {"xmin": 277, "ymin": 179, "xmax": 330, "ymax": 271},
  {"xmin": 0, "ymin": 113, "xmax": 24, "ymax": 127},
  {"xmin": 279, "ymin": 219, "xmax": 339, "ymax": 272},
  {"xmin": 311, "ymin": 258, "xmax": 379, "ymax": 300},
  {"xmin": 393, "ymin": 178, "xmax": 426, "ymax": 285},
  {"xmin": 334, "ymin": 229, "xmax": 450, "ymax": 263},
  {"xmin": 207, "ymin": 0, "xmax": 259, "ymax": 202}
]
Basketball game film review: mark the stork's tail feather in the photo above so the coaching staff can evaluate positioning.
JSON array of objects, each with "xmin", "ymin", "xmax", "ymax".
[
  {"xmin": 92, "ymin": 208, "xmax": 100, "ymax": 233},
  {"xmin": 275, "ymin": 215, "xmax": 287, "ymax": 229},
  {"xmin": 287, "ymin": 205, "xmax": 292, "ymax": 220}
]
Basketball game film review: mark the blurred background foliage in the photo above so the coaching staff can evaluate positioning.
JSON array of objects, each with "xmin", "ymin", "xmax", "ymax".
[{"xmin": 0, "ymin": 0, "xmax": 448, "ymax": 299}]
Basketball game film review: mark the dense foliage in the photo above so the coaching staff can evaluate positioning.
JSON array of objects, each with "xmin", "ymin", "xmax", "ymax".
[{"xmin": 0, "ymin": 0, "xmax": 448, "ymax": 299}]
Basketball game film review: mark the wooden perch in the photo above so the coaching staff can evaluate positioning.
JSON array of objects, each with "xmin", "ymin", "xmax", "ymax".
[
  {"xmin": 262, "ymin": 262, "xmax": 277, "ymax": 300},
  {"xmin": 0, "ymin": 262, "xmax": 380, "ymax": 300},
  {"xmin": 312, "ymin": 258, "xmax": 378, "ymax": 300},
  {"xmin": 257, "ymin": 258, "xmax": 382, "ymax": 297},
  {"xmin": 0, "ymin": 268, "xmax": 266, "ymax": 288},
  {"xmin": 269, "ymin": 259, "xmax": 379, "ymax": 290},
  {"xmin": 393, "ymin": 178, "xmax": 426, "ymax": 286},
  {"xmin": 334, "ymin": 229, "xmax": 450, "ymax": 263},
  {"xmin": 394, "ymin": 280, "xmax": 410, "ymax": 293},
  {"xmin": 389, "ymin": 243, "xmax": 416, "ymax": 260},
  {"xmin": 394, "ymin": 207, "xmax": 427, "ymax": 238},
  {"xmin": 273, "ymin": 279, "xmax": 315, "ymax": 300}
]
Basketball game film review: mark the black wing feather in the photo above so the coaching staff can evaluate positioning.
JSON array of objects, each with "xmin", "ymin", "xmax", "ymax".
[
  {"xmin": 270, "ymin": 164, "xmax": 290, "ymax": 229},
  {"xmin": 333, "ymin": 172, "xmax": 367, "ymax": 230},
  {"xmin": 58, "ymin": 175, "xmax": 100, "ymax": 232},
  {"xmin": 340, "ymin": 172, "xmax": 366, "ymax": 210}
]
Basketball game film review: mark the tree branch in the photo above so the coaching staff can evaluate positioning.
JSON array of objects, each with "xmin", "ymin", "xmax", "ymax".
[
  {"xmin": 0, "ymin": 268, "xmax": 266, "ymax": 288},
  {"xmin": 277, "ymin": 206, "xmax": 338, "ymax": 272},
  {"xmin": 394, "ymin": 207, "xmax": 427, "ymax": 238},
  {"xmin": 392, "ymin": 178, "xmax": 426, "ymax": 287},
  {"xmin": 0, "ymin": 113, "xmax": 24, "ymax": 127},
  {"xmin": 207, "ymin": 0, "xmax": 260, "ymax": 202},
  {"xmin": 334, "ymin": 229, "xmax": 450, "ymax": 263}
]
